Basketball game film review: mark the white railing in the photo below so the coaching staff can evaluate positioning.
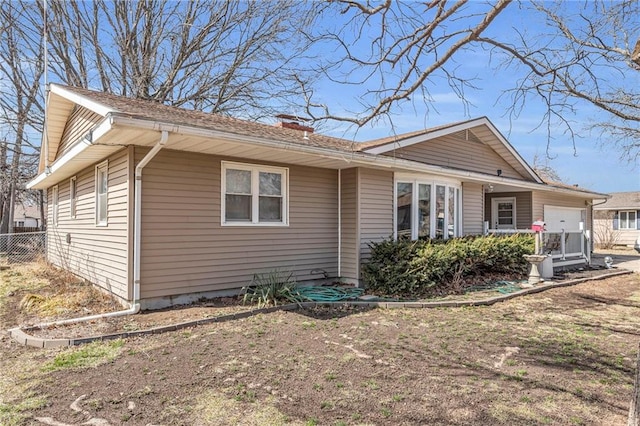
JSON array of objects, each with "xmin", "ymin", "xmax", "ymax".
[{"xmin": 483, "ymin": 223, "xmax": 591, "ymax": 266}]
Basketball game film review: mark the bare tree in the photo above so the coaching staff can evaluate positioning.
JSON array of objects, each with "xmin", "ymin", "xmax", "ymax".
[
  {"xmin": 531, "ymin": 153, "xmax": 562, "ymax": 184},
  {"xmin": 1, "ymin": 0, "xmax": 319, "ymax": 234},
  {"xmin": 593, "ymin": 210, "xmax": 621, "ymax": 249},
  {"xmin": 44, "ymin": 0, "xmax": 317, "ymax": 118},
  {"xmin": 0, "ymin": 1, "xmax": 44, "ymax": 234},
  {"xmin": 299, "ymin": 1, "xmax": 511, "ymax": 127},
  {"xmin": 301, "ymin": 1, "xmax": 638, "ymax": 162},
  {"xmin": 480, "ymin": 0, "xmax": 640, "ymax": 162}
]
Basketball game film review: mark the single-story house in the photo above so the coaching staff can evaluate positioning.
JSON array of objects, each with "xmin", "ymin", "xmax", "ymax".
[
  {"xmin": 593, "ymin": 191, "xmax": 640, "ymax": 248},
  {"xmin": 28, "ymin": 84, "xmax": 606, "ymax": 309}
]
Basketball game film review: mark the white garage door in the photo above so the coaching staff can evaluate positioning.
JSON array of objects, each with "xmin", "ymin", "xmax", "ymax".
[{"xmin": 544, "ymin": 206, "xmax": 586, "ymax": 232}]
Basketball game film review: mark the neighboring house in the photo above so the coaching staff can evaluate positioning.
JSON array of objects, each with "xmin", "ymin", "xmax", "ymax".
[
  {"xmin": 13, "ymin": 203, "xmax": 42, "ymax": 230},
  {"xmin": 28, "ymin": 84, "xmax": 606, "ymax": 309},
  {"xmin": 593, "ymin": 191, "xmax": 640, "ymax": 248}
]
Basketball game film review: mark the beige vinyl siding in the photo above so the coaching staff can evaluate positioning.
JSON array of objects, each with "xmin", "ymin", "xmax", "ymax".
[
  {"xmin": 56, "ymin": 106, "xmax": 103, "ymax": 158},
  {"xmin": 46, "ymin": 148, "xmax": 131, "ymax": 301},
  {"xmin": 138, "ymin": 148, "xmax": 338, "ymax": 299},
  {"xmin": 593, "ymin": 211, "xmax": 639, "ymax": 246},
  {"xmin": 609, "ymin": 229, "xmax": 639, "ymax": 246},
  {"xmin": 462, "ymin": 181, "xmax": 484, "ymax": 235},
  {"xmin": 468, "ymin": 125, "xmax": 534, "ymax": 179},
  {"xmin": 358, "ymin": 168, "xmax": 393, "ymax": 262},
  {"xmin": 532, "ymin": 191, "xmax": 591, "ymax": 231},
  {"xmin": 485, "ymin": 192, "xmax": 533, "ymax": 230},
  {"xmin": 384, "ymin": 134, "xmax": 526, "ymax": 179},
  {"xmin": 340, "ymin": 168, "xmax": 359, "ymax": 280}
]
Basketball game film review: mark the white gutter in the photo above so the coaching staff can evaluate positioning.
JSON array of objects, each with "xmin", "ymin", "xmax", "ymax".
[
  {"xmin": 29, "ymin": 131, "xmax": 169, "ymax": 329},
  {"xmin": 108, "ymin": 115, "xmax": 606, "ymax": 199}
]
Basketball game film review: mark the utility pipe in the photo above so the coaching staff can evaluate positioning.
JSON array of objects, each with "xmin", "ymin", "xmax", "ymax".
[
  {"xmin": 337, "ymin": 169, "xmax": 341, "ymax": 278},
  {"xmin": 31, "ymin": 131, "xmax": 169, "ymax": 329}
]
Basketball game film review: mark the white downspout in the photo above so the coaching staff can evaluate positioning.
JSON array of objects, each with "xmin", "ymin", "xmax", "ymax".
[
  {"xmin": 31, "ymin": 131, "xmax": 169, "ymax": 329},
  {"xmin": 338, "ymin": 169, "xmax": 342, "ymax": 278},
  {"xmin": 133, "ymin": 130, "xmax": 169, "ymax": 305}
]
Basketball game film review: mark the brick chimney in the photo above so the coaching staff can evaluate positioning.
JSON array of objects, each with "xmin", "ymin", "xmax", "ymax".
[{"xmin": 275, "ymin": 114, "xmax": 314, "ymax": 133}]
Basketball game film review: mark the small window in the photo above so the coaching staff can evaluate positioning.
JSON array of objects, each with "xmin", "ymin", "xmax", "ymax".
[
  {"xmin": 620, "ymin": 211, "xmax": 637, "ymax": 230},
  {"xmin": 17, "ymin": 221, "xmax": 24, "ymax": 227},
  {"xmin": 69, "ymin": 176, "xmax": 77, "ymax": 218},
  {"xmin": 222, "ymin": 161, "xmax": 288, "ymax": 226},
  {"xmin": 52, "ymin": 185, "xmax": 59, "ymax": 226},
  {"xmin": 95, "ymin": 161, "xmax": 108, "ymax": 226}
]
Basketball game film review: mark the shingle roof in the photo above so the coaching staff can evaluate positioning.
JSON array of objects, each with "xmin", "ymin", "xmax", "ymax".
[
  {"xmin": 56, "ymin": 85, "xmax": 361, "ymax": 153},
  {"xmin": 593, "ymin": 191, "xmax": 640, "ymax": 210}
]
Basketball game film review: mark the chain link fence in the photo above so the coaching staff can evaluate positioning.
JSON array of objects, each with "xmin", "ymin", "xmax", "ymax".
[{"xmin": 0, "ymin": 232, "xmax": 46, "ymax": 264}]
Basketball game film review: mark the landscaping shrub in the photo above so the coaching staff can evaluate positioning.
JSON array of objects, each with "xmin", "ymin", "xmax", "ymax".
[
  {"xmin": 362, "ymin": 234, "xmax": 534, "ymax": 297},
  {"xmin": 242, "ymin": 269, "xmax": 299, "ymax": 307}
]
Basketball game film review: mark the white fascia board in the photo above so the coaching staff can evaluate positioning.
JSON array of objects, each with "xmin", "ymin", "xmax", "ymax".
[
  {"xmin": 49, "ymin": 84, "xmax": 114, "ymax": 117},
  {"xmin": 364, "ymin": 117, "xmax": 543, "ymax": 184},
  {"xmin": 27, "ymin": 117, "xmax": 113, "ymax": 189},
  {"xmin": 480, "ymin": 119, "xmax": 543, "ymax": 184},
  {"xmin": 363, "ymin": 118, "xmax": 487, "ymax": 155}
]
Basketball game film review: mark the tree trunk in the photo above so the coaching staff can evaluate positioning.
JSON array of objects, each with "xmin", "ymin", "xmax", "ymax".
[
  {"xmin": 6, "ymin": 182, "xmax": 15, "ymax": 234},
  {"xmin": 0, "ymin": 140, "xmax": 7, "ymax": 233},
  {"xmin": 39, "ymin": 189, "xmax": 45, "ymax": 230},
  {"xmin": 629, "ymin": 343, "xmax": 640, "ymax": 426}
]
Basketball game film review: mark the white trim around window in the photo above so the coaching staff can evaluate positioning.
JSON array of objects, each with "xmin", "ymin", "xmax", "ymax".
[
  {"xmin": 394, "ymin": 174, "xmax": 462, "ymax": 240},
  {"xmin": 95, "ymin": 160, "xmax": 108, "ymax": 226},
  {"xmin": 620, "ymin": 210, "xmax": 638, "ymax": 230},
  {"xmin": 221, "ymin": 161, "xmax": 289, "ymax": 226},
  {"xmin": 52, "ymin": 185, "xmax": 59, "ymax": 227},
  {"xmin": 69, "ymin": 176, "xmax": 77, "ymax": 219}
]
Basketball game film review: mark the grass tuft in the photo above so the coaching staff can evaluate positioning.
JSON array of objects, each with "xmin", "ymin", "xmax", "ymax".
[
  {"xmin": 42, "ymin": 340, "xmax": 124, "ymax": 372},
  {"xmin": 0, "ymin": 394, "xmax": 48, "ymax": 426}
]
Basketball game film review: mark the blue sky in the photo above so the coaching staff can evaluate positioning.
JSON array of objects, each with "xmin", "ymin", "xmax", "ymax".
[{"xmin": 314, "ymin": 3, "xmax": 639, "ymax": 194}]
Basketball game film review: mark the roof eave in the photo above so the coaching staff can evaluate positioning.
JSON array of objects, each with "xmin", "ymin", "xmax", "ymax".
[{"xmin": 30, "ymin": 113, "xmax": 604, "ymax": 200}]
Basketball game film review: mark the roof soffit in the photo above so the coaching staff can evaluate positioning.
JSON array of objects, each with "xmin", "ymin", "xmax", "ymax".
[{"xmin": 41, "ymin": 85, "xmax": 114, "ymax": 173}]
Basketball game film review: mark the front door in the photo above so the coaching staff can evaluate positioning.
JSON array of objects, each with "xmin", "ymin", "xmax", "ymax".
[{"xmin": 491, "ymin": 197, "xmax": 516, "ymax": 230}]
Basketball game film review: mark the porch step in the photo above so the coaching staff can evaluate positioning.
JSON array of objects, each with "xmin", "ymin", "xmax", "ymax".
[{"xmin": 552, "ymin": 258, "xmax": 587, "ymax": 268}]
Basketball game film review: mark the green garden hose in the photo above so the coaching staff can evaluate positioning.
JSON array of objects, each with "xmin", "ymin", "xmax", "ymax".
[{"xmin": 292, "ymin": 286, "xmax": 365, "ymax": 302}]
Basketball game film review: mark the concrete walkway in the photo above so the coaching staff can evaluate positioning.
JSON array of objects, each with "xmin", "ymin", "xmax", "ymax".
[{"xmin": 592, "ymin": 249, "xmax": 640, "ymax": 273}]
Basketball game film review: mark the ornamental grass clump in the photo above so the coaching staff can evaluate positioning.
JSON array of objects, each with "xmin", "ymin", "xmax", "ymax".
[
  {"xmin": 242, "ymin": 269, "xmax": 299, "ymax": 308},
  {"xmin": 362, "ymin": 234, "xmax": 534, "ymax": 298}
]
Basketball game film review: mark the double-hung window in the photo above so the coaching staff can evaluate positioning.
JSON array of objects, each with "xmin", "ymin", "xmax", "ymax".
[
  {"xmin": 95, "ymin": 161, "xmax": 108, "ymax": 226},
  {"xmin": 619, "ymin": 211, "xmax": 638, "ymax": 230},
  {"xmin": 395, "ymin": 178, "xmax": 461, "ymax": 240},
  {"xmin": 222, "ymin": 161, "xmax": 288, "ymax": 226}
]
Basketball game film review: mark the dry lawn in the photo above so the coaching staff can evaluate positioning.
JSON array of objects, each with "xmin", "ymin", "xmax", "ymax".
[{"xmin": 1, "ymin": 262, "xmax": 640, "ymax": 425}]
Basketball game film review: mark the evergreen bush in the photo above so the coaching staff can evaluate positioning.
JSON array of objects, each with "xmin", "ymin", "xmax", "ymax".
[{"xmin": 362, "ymin": 234, "xmax": 534, "ymax": 297}]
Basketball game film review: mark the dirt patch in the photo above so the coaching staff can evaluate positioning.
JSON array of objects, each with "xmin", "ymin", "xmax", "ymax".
[
  {"xmin": 3, "ymin": 261, "xmax": 623, "ymax": 342},
  {"xmin": 1, "ymin": 270, "xmax": 638, "ymax": 425}
]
